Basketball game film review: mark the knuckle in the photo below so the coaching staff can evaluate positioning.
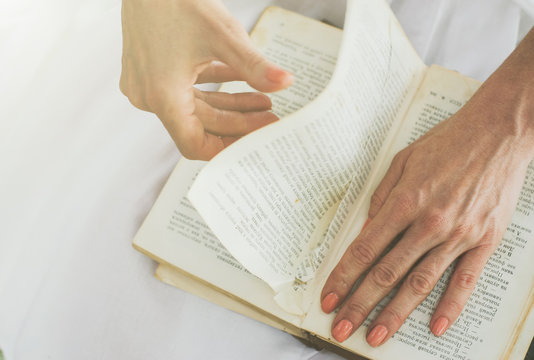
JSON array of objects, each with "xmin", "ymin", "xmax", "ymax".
[
  {"xmin": 390, "ymin": 190, "xmax": 418, "ymax": 216},
  {"xmin": 219, "ymin": 18, "xmax": 247, "ymax": 38},
  {"xmin": 349, "ymin": 242, "xmax": 376, "ymax": 267},
  {"xmin": 441, "ymin": 298, "xmax": 464, "ymax": 315},
  {"xmin": 380, "ymin": 307, "xmax": 404, "ymax": 326},
  {"xmin": 246, "ymin": 52, "xmax": 266, "ymax": 72},
  {"xmin": 331, "ymin": 265, "xmax": 355, "ymax": 293},
  {"xmin": 453, "ymin": 269, "xmax": 478, "ymax": 291},
  {"xmin": 406, "ymin": 271, "xmax": 434, "ymax": 297},
  {"xmin": 345, "ymin": 301, "xmax": 369, "ymax": 319},
  {"xmin": 369, "ymin": 263, "xmax": 399, "ymax": 288},
  {"xmin": 450, "ymin": 222, "xmax": 472, "ymax": 239},
  {"xmin": 421, "ymin": 212, "xmax": 447, "ymax": 233}
]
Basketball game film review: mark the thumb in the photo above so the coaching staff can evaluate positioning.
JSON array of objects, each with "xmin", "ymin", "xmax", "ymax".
[{"xmin": 216, "ymin": 32, "xmax": 293, "ymax": 93}]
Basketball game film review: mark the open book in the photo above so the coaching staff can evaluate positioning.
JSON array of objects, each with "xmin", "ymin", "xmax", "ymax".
[{"xmin": 133, "ymin": 0, "xmax": 534, "ymax": 359}]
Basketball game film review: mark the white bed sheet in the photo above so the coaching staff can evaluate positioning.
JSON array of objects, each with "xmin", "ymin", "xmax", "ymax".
[{"xmin": 0, "ymin": 0, "xmax": 530, "ymax": 359}]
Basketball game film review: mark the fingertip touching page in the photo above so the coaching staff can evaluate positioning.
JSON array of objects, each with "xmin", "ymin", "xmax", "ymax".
[{"xmin": 188, "ymin": 0, "xmax": 425, "ymax": 315}]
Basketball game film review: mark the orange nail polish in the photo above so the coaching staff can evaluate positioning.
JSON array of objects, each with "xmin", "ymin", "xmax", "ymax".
[
  {"xmin": 332, "ymin": 319, "xmax": 353, "ymax": 343},
  {"xmin": 321, "ymin": 292, "xmax": 339, "ymax": 314},
  {"xmin": 432, "ymin": 316, "xmax": 449, "ymax": 336},
  {"xmin": 367, "ymin": 325, "xmax": 388, "ymax": 347}
]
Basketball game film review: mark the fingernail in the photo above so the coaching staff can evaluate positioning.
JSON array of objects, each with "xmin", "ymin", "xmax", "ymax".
[
  {"xmin": 321, "ymin": 292, "xmax": 339, "ymax": 313},
  {"xmin": 332, "ymin": 319, "xmax": 353, "ymax": 343},
  {"xmin": 266, "ymin": 67, "xmax": 293, "ymax": 84},
  {"xmin": 366, "ymin": 325, "xmax": 388, "ymax": 347},
  {"xmin": 432, "ymin": 316, "xmax": 449, "ymax": 336}
]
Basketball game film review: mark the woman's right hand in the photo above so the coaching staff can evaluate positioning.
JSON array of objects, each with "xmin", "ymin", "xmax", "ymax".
[{"xmin": 120, "ymin": 0, "xmax": 293, "ymax": 159}]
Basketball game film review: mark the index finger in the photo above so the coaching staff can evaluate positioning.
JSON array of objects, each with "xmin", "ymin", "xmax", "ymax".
[{"xmin": 320, "ymin": 191, "xmax": 416, "ymax": 313}]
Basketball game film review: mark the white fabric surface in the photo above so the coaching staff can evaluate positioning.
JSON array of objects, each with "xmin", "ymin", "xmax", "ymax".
[{"xmin": 0, "ymin": 0, "xmax": 529, "ymax": 359}]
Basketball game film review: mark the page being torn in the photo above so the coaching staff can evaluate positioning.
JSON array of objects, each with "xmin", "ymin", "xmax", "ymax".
[
  {"xmin": 190, "ymin": 0, "xmax": 425, "ymax": 316},
  {"xmin": 265, "ymin": 0, "xmax": 427, "ymax": 315},
  {"xmin": 215, "ymin": 6, "xmax": 343, "ymax": 311}
]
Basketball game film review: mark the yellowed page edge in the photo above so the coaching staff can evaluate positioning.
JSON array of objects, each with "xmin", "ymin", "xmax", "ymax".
[{"xmin": 154, "ymin": 262, "xmax": 305, "ymax": 338}]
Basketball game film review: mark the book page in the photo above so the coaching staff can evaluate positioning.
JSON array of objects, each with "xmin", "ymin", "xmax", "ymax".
[
  {"xmin": 133, "ymin": 6, "xmax": 342, "ymax": 327},
  {"xmin": 154, "ymin": 263, "xmax": 305, "ymax": 338},
  {"xmin": 304, "ymin": 66, "xmax": 534, "ymax": 360},
  {"xmin": 506, "ymin": 290, "xmax": 534, "ymax": 359},
  {"xmin": 134, "ymin": 159, "xmax": 301, "ymax": 326},
  {"xmin": 220, "ymin": 7, "xmax": 341, "ymax": 117},
  {"xmin": 189, "ymin": 0, "xmax": 426, "ymax": 316}
]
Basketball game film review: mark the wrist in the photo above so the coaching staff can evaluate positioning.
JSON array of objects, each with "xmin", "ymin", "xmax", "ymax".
[
  {"xmin": 473, "ymin": 81, "xmax": 534, "ymax": 157},
  {"xmin": 466, "ymin": 28, "xmax": 534, "ymax": 161}
]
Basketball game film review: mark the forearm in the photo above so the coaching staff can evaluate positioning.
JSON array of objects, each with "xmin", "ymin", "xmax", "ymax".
[{"xmin": 468, "ymin": 27, "xmax": 534, "ymax": 160}]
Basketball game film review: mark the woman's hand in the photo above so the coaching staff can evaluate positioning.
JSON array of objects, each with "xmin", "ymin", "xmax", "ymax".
[
  {"xmin": 120, "ymin": 0, "xmax": 293, "ymax": 159},
  {"xmin": 321, "ymin": 28, "xmax": 534, "ymax": 347}
]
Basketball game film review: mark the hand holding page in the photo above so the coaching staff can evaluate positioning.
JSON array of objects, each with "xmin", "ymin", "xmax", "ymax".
[
  {"xmin": 120, "ymin": 0, "xmax": 292, "ymax": 160},
  {"xmin": 188, "ymin": 0, "xmax": 425, "ymax": 315},
  {"xmin": 133, "ymin": 4, "xmax": 343, "ymax": 328}
]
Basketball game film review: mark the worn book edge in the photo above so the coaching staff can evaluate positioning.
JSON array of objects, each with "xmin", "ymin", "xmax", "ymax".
[{"xmin": 154, "ymin": 262, "xmax": 369, "ymax": 360}]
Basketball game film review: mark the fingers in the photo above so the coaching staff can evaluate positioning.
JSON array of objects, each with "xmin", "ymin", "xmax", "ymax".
[
  {"xmin": 327, "ymin": 221, "xmax": 446, "ymax": 343},
  {"xmin": 347, "ymin": 233, "xmax": 493, "ymax": 348},
  {"xmin": 193, "ymin": 88, "xmax": 272, "ymax": 112},
  {"xmin": 153, "ymin": 84, "xmax": 276, "ymax": 160},
  {"xmin": 215, "ymin": 31, "xmax": 293, "ymax": 93},
  {"xmin": 429, "ymin": 243, "xmax": 494, "ymax": 337},
  {"xmin": 162, "ymin": 102, "xmax": 275, "ymax": 160},
  {"xmin": 195, "ymin": 98, "xmax": 277, "ymax": 137},
  {"xmin": 196, "ymin": 62, "xmax": 243, "ymax": 84},
  {"xmin": 364, "ymin": 245, "xmax": 457, "ymax": 347},
  {"xmin": 320, "ymin": 192, "xmax": 416, "ymax": 316},
  {"xmin": 364, "ymin": 243, "xmax": 491, "ymax": 347}
]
